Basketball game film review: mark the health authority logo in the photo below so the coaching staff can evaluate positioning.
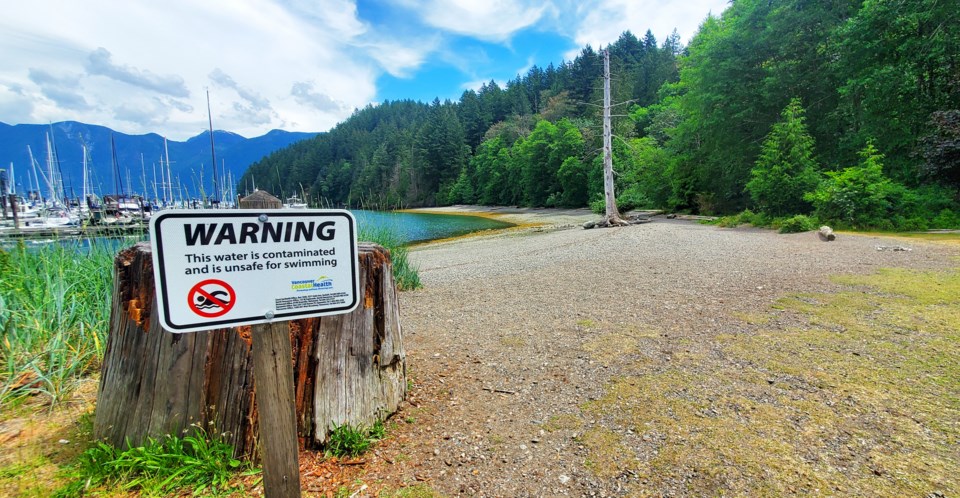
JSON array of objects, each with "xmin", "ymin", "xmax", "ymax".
[{"xmin": 291, "ymin": 276, "xmax": 334, "ymax": 292}]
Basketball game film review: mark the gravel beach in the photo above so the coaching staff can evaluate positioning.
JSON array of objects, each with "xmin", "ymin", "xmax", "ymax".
[{"xmin": 344, "ymin": 207, "xmax": 960, "ymax": 496}]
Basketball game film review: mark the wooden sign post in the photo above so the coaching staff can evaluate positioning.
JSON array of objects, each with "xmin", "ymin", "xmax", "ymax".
[
  {"xmin": 145, "ymin": 190, "xmax": 360, "ymax": 497},
  {"xmin": 240, "ymin": 192, "xmax": 301, "ymax": 497}
]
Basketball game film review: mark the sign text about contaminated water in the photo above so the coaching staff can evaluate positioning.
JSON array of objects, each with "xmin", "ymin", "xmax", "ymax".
[{"xmin": 149, "ymin": 209, "xmax": 359, "ymax": 333}]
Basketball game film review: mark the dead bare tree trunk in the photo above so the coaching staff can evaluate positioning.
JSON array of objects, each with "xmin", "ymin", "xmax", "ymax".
[{"xmin": 595, "ymin": 48, "xmax": 629, "ymax": 228}]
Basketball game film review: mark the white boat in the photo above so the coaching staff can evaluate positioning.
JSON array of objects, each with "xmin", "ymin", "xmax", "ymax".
[
  {"xmin": 284, "ymin": 195, "xmax": 308, "ymax": 209},
  {"xmin": 22, "ymin": 206, "xmax": 81, "ymax": 228}
]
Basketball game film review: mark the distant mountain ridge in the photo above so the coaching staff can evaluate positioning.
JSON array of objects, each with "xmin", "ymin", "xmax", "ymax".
[{"xmin": 0, "ymin": 121, "xmax": 318, "ymax": 200}]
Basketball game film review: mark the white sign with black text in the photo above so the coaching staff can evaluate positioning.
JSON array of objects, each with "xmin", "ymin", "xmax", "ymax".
[{"xmin": 149, "ymin": 209, "xmax": 359, "ymax": 333}]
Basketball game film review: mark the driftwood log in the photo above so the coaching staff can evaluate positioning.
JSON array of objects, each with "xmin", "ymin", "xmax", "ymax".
[
  {"xmin": 818, "ymin": 225, "xmax": 836, "ymax": 241},
  {"xmin": 94, "ymin": 241, "xmax": 406, "ymax": 459}
]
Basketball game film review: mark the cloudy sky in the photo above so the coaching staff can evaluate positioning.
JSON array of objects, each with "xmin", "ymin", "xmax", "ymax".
[{"xmin": 0, "ymin": 0, "xmax": 728, "ymax": 141}]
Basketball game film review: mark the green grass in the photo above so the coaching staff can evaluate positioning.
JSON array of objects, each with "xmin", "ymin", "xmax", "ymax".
[
  {"xmin": 54, "ymin": 428, "xmax": 251, "ymax": 497},
  {"xmin": 578, "ymin": 266, "xmax": 960, "ymax": 495},
  {"xmin": 358, "ymin": 226, "xmax": 422, "ymax": 290},
  {"xmin": 0, "ymin": 239, "xmax": 118, "ymax": 407},
  {"xmin": 378, "ymin": 484, "xmax": 441, "ymax": 498},
  {"xmin": 325, "ymin": 420, "xmax": 387, "ymax": 458}
]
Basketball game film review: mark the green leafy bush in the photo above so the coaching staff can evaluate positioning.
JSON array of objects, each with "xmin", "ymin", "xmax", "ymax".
[
  {"xmin": 711, "ymin": 210, "xmax": 771, "ymax": 228},
  {"xmin": 616, "ymin": 187, "xmax": 652, "ymax": 213},
  {"xmin": 776, "ymin": 214, "xmax": 819, "ymax": 233},
  {"xmin": 932, "ymin": 209, "xmax": 960, "ymax": 229},
  {"xmin": 589, "ymin": 198, "xmax": 602, "ymax": 214},
  {"xmin": 807, "ymin": 141, "xmax": 906, "ymax": 229}
]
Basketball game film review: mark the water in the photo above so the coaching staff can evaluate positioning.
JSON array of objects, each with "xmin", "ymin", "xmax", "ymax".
[
  {"xmin": 1, "ymin": 210, "xmax": 513, "ymax": 250},
  {"xmin": 353, "ymin": 210, "xmax": 513, "ymax": 244}
]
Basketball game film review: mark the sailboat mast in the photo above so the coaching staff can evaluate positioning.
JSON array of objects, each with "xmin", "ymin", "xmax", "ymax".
[
  {"xmin": 45, "ymin": 133, "xmax": 58, "ymax": 205},
  {"xmin": 110, "ymin": 134, "xmax": 124, "ymax": 196},
  {"xmin": 48, "ymin": 126, "xmax": 68, "ymax": 204},
  {"xmin": 164, "ymin": 137, "xmax": 173, "ymax": 205},
  {"xmin": 206, "ymin": 89, "xmax": 221, "ymax": 204},
  {"xmin": 27, "ymin": 145, "xmax": 43, "ymax": 204},
  {"xmin": 152, "ymin": 158, "xmax": 159, "ymax": 203},
  {"xmin": 82, "ymin": 144, "xmax": 88, "ymax": 207},
  {"xmin": 140, "ymin": 153, "xmax": 147, "ymax": 199}
]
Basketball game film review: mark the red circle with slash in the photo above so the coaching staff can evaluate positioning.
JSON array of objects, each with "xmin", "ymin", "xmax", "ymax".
[{"xmin": 187, "ymin": 279, "xmax": 236, "ymax": 318}]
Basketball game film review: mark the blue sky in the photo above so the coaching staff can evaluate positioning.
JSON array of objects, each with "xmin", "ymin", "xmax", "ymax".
[{"xmin": 0, "ymin": 0, "xmax": 729, "ymax": 140}]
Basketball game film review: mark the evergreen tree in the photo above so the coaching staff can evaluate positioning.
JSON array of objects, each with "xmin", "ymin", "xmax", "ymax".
[{"xmin": 746, "ymin": 98, "xmax": 821, "ymax": 216}]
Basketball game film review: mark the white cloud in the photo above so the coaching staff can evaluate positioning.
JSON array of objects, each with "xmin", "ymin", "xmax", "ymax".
[
  {"xmin": 362, "ymin": 36, "xmax": 441, "ymax": 78},
  {"xmin": 0, "ymin": 0, "xmax": 382, "ymax": 139},
  {"xmin": 85, "ymin": 47, "xmax": 190, "ymax": 98},
  {"xmin": 393, "ymin": 0, "xmax": 549, "ymax": 42},
  {"xmin": 27, "ymin": 68, "xmax": 91, "ymax": 110},
  {"xmin": 0, "ymin": 85, "xmax": 35, "ymax": 123},
  {"xmin": 291, "ymin": 82, "xmax": 344, "ymax": 113},
  {"xmin": 566, "ymin": 0, "xmax": 728, "ymax": 56}
]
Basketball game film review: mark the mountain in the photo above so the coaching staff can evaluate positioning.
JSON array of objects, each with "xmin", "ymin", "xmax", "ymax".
[{"xmin": 0, "ymin": 121, "xmax": 318, "ymax": 200}]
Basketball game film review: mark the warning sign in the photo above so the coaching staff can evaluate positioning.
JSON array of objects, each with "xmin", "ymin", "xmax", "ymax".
[
  {"xmin": 188, "ymin": 279, "xmax": 235, "ymax": 318},
  {"xmin": 149, "ymin": 209, "xmax": 359, "ymax": 333}
]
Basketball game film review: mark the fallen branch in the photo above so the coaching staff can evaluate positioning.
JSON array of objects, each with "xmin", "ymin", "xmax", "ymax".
[{"xmin": 482, "ymin": 387, "xmax": 517, "ymax": 394}]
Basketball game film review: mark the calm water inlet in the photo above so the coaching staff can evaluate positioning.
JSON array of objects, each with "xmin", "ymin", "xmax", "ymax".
[{"xmin": 352, "ymin": 210, "xmax": 513, "ymax": 244}]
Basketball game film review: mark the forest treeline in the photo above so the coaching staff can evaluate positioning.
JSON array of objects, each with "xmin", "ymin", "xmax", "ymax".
[{"xmin": 241, "ymin": 0, "xmax": 960, "ymax": 230}]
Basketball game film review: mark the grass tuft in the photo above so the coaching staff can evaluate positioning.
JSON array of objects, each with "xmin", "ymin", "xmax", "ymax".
[
  {"xmin": 54, "ymin": 428, "xmax": 250, "ymax": 497},
  {"xmin": 358, "ymin": 226, "xmax": 422, "ymax": 290},
  {"xmin": 325, "ymin": 420, "xmax": 386, "ymax": 458}
]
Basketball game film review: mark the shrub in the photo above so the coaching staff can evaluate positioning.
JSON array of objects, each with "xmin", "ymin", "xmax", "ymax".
[
  {"xmin": 777, "ymin": 214, "xmax": 818, "ymax": 233},
  {"xmin": 616, "ymin": 187, "xmax": 652, "ymax": 213},
  {"xmin": 807, "ymin": 141, "xmax": 906, "ymax": 229},
  {"xmin": 590, "ymin": 197, "xmax": 606, "ymax": 215},
  {"xmin": 932, "ymin": 209, "xmax": 960, "ymax": 229}
]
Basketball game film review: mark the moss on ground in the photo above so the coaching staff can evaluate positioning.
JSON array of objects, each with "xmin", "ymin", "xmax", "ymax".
[{"xmin": 578, "ymin": 267, "xmax": 959, "ymax": 496}]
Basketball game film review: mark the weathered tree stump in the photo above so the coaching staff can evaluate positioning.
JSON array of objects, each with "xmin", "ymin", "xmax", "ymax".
[{"xmin": 94, "ymin": 241, "xmax": 406, "ymax": 459}]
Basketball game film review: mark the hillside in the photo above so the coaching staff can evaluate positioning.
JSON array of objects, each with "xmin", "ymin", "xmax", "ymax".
[
  {"xmin": 244, "ymin": 0, "xmax": 960, "ymax": 230},
  {"xmin": 0, "ymin": 121, "xmax": 317, "ymax": 200}
]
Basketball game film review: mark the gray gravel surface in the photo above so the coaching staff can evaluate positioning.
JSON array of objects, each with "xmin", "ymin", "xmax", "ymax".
[{"xmin": 366, "ymin": 218, "xmax": 958, "ymax": 497}]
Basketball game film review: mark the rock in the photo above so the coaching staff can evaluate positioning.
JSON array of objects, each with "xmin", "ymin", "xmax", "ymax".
[{"xmin": 559, "ymin": 474, "xmax": 571, "ymax": 484}]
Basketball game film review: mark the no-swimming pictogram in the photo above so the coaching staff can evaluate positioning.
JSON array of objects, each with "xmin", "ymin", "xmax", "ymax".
[{"xmin": 187, "ymin": 279, "xmax": 236, "ymax": 318}]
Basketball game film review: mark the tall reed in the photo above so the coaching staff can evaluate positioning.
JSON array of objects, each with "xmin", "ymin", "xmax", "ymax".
[
  {"xmin": 0, "ymin": 223, "xmax": 419, "ymax": 408},
  {"xmin": 0, "ymin": 239, "xmax": 118, "ymax": 406},
  {"xmin": 358, "ymin": 225, "xmax": 422, "ymax": 291}
]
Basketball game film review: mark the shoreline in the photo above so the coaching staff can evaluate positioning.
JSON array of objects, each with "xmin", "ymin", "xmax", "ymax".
[
  {"xmin": 398, "ymin": 204, "xmax": 600, "ymax": 246},
  {"xmin": 398, "ymin": 204, "xmax": 598, "ymax": 226}
]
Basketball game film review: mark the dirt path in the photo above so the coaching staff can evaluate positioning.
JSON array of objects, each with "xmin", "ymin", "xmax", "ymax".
[{"xmin": 342, "ymin": 213, "xmax": 959, "ymax": 497}]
